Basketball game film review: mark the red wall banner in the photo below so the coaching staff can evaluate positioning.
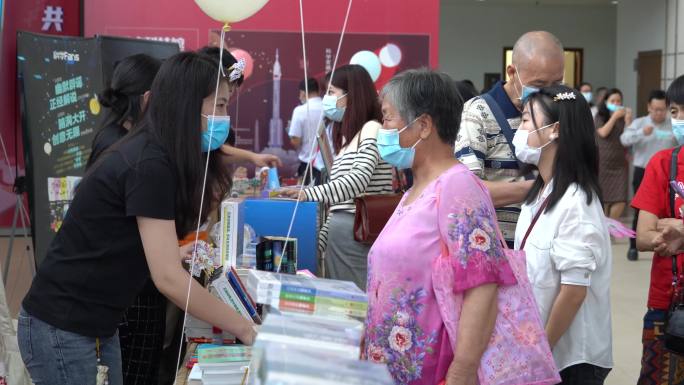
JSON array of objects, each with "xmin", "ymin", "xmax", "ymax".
[
  {"xmin": 0, "ymin": 0, "xmax": 80, "ymax": 227},
  {"xmin": 83, "ymin": 0, "xmax": 440, "ymax": 178},
  {"xmin": 83, "ymin": 0, "xmax": 439, "ymax": 65}
]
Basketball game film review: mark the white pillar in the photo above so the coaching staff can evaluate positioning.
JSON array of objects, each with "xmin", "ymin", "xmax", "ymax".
[{"xmin": 663, "ymin": 0, "xmax": 684, "ymax": 88}]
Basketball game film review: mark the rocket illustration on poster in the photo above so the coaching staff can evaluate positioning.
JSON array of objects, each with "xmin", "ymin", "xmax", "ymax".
[{"xmin": 211, "ymin": 31, "xmax": 429, "ymax": 178}]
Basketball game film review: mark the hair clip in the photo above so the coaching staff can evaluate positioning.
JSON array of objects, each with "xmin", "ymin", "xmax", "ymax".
[
  {"xmin": 553, "ymin": 92, "xmax": 576, "ymax": 101},
  {"xmin": 228, "ymin": 58, "xmax": 246, "ymax": 82}
]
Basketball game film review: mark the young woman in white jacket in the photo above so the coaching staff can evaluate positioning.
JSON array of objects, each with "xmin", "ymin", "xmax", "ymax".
[{"xmin": 513, "ymin": 84, "xmax": 613, "ymax": 385}]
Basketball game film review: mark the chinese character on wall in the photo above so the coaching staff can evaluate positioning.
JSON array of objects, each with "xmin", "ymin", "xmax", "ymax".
[{"xmin": 41, "ymin": 6, "xmax": 64, "ymax": 32}]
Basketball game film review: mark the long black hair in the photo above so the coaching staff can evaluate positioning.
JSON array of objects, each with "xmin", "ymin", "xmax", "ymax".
[
  {"xmin": 197, "ymin": 46, "xmax": 244, "ymax": 86},
  {"xmin": 98, "ymin": 54, "xmax": 161, "ymax": 129},
  {"xmin": 596, "ymin": 88, "xmax": 623, "ymax": 124},
  {"xmin": 86, "ymin": 54, "xmax": 161, "ymax": 169},
  {"xmin": 523, "ymin": 84, "xmax": 602, "ymax": 212},
  {"xmin": 327, "ymin": 65, "xmax": 382, "ymax": 153},
  {"xmin": 136, "ymin": 52, "xmax": 232, "ymax": 238}
]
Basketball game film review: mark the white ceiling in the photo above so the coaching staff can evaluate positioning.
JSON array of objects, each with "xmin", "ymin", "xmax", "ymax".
[{"xmin": 445, "ymin": 0, "xmax": 616, "ymax": 5}]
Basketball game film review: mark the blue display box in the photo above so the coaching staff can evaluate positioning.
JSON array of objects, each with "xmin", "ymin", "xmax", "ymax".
[{"xmin": 244, "ymin": 199, "xmax": 320, "ymax": 274}]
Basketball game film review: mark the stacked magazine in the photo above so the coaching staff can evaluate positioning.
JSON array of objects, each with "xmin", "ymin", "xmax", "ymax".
[
  {"xmin": 196, "ymin": 344, "xmax": 251, "ymax": 385},
  {"xmin": 245, "ymin": 270, "xmax": 367, "ymax": 319},
  {"xmin": 250, "ymin": 338, "xmax": 394, "ymax": 385}
]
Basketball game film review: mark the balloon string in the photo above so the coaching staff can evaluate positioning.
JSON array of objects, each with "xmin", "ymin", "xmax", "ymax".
[
  {"xmin": 235, "ymin": 87, "xmax": 240, "ymax": 132},
  {"xmin": 299, "ymin": 0, "xmax": 310, "ymax": 165},
  {"xmin": 172, "ymin": 26, "xmax": 227, "ymax": 385},
  {"xmin": 276, "ymin": 0, "xmax": 354, "ymax": 273},
  {"xmin": 274, "ymin": 0, "xmax": 310, "ymax": 274}
]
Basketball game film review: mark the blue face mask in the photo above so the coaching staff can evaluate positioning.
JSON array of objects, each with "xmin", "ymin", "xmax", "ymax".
[
  {"xmin": 515, "ymin": 66, "xmax": 539, "ymax": 102},
  {"xmin": 606, "ymin": 103, "xmax": 623, "ymax": 113},
  {"xmin": 582, "ymin": 92, "xmax": 593, "ymax": 103},
  {"xmin": 322, "ymin": 94, "xmax": 347, "ymax": 122},
  {"xmin": 201, "ymin": 114, "xmax": 230, "ymax": 152},
  {"xmin": 377, "ymin": 119, "xmax": 421, "ymax": 170},
  {"xmin": 672, "ymin": 118, "xmax": 684, "ymax": 145}
]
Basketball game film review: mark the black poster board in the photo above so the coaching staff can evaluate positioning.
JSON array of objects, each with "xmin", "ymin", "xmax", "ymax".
[
  {"xmin": 16, "ymin": 32, "xmax": 178, "ymax": 267},
  {"xmin": 98, "ymin": 36, "xmax": 180, "ymax": 95}
]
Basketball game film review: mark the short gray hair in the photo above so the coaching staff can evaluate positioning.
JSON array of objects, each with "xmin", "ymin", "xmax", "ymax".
[{"xmin": 380, "ymin": 68, "xmax": 463, "ymax": 144}]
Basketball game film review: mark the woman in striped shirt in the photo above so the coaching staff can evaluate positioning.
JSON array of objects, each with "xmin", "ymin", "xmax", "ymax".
[{"xmin": 282, "ymin": 64, "xmax": 393, "ymax": 291}]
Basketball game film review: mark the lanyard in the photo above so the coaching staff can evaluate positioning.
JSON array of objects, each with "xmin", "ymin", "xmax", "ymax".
[{"xmin": 96, "ymin": 338, "xmax": 109, "ymax": 385}]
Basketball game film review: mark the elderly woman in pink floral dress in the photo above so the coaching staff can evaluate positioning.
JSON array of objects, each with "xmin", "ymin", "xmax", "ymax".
[{"xmin": 365, "ymin": 69, "xmax": 517, "ymax": 385}]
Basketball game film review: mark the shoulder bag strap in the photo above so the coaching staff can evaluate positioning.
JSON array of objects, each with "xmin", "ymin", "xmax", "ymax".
[
  {"xmin": 481, "ymin": 93, "xmax": 516, "ymax": 155},
  {"xmin": 519, "ymin": 195, "xmax": 551, "ymax": 250},
  {"xmin": 670, "ymin": 146, "xmax": 681, "ymax": 218},
  {"xmin": 480, "ymin": 93, "xmax": 533, "ymax": 180}
]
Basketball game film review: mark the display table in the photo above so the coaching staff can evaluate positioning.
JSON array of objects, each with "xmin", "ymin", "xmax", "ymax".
[{"xmin": 174, "ymin": 342, "xmax": 197, "ymax": 385}]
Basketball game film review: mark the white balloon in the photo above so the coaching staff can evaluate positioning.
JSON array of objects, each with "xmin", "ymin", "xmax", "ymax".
[
  {"xmin": 379, "ymin": 44, "xmax": 402, "ymax": 68},
  {"xmin": 350, "ymin": 51, "xmax": 381, "ymax": 82},
  {"xmin": 195, "ymin": 0, "xmax": 270, "ymax": 23}
]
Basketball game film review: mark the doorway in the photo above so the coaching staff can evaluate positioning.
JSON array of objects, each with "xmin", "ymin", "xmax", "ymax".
[
  {"xmin": 503, "ymin": 47, "xmax": 584, "ymax": 88},
  {"xmin": 637, "ymin": 50, "xmax": 663, "ymax": 116}
]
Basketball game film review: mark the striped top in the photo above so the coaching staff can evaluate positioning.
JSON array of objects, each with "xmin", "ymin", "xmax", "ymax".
[{"xmin": 304, "ymin": 137, "xmax": 393, "ymax": 213}]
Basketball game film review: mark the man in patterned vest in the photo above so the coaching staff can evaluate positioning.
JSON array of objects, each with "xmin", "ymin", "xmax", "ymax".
[{"xmin": 455, "ymin": 31, "xmax": 565, "ymax": 247}]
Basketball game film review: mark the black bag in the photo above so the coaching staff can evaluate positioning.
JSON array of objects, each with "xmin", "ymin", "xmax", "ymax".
[
  {"xmin": 664, "ymin": 146, "xmax": 684, "ymax": 354},
  {"xmin": 665, "ymin": 302, "xmax": 684, "ymax": 353}
]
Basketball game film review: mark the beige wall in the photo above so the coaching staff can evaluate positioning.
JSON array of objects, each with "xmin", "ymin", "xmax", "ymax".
[
  {"xmin": 439, "ymin": 1, "xmax": 617, "ymax": 92},
  {"xmin": 615, "ymin": 0, "xmax": 667, "ymax": 111}
]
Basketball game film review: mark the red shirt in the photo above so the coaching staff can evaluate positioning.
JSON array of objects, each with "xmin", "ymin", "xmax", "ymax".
[{"xmin": 632, "ymin": 147, "xmax": 684, "ymax": 310}]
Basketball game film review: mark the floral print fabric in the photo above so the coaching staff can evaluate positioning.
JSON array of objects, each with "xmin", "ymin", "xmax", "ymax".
[{"xmin": 364, "ymin": 164, "xmax": 516, "ymax": 385}]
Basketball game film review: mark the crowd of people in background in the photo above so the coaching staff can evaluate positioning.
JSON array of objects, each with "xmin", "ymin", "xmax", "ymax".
[
  {"xmin": 284, "ymin": 29, "xmax": 651, "ymax": 385},
  {"xmin": 14, "ymin": 25, "xmax": 684, "ymax": 385}
]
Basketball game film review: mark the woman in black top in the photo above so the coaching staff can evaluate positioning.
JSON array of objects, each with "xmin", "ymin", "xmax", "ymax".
[
  {"xmin": 18, "ymin": 52, "xmax": 256, "ymax": 385},
  {"xmin": 85, "ymin": 53, "xmax": 166, "ymax": 385}
]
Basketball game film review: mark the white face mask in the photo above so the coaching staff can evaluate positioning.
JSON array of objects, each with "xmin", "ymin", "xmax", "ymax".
[{"xmin": 512, "ymin": 122, "xmax": 557, "ymax": 166}]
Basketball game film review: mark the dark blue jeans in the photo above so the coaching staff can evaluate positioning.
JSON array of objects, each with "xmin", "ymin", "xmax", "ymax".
[{"xmin": 17, "ymin": 308, "xmax": 123, "ymax": 385}]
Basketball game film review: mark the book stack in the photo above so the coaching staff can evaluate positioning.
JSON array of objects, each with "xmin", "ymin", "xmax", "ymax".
[
  {"xmin": 256, "ymin": 313, "xmax": 363, "ymax": 359},
  {"xmin": 197, "ymin": 344, "xmax": 251, "ymax": 385},
  {"xmin": 209, "ymin": 267, "xmax": 262, "ymax": 325},
  {"xmin": 256, "ymin": 237, "xmax": 297, "ymax": 274},
  {"xmin": 219, "ymin": 199, "xmax": 245, "ymax": 268},
  {"xmin": 184, "ymin": 314, "xmax": 236, "ymax": 345},
  {"xmin": 245, "ymin": 270, "xmax": 367, "ymax": 320},
  {"xmin": 249, "ymin": 342, "xmax": 393, "ymax": 385}
]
